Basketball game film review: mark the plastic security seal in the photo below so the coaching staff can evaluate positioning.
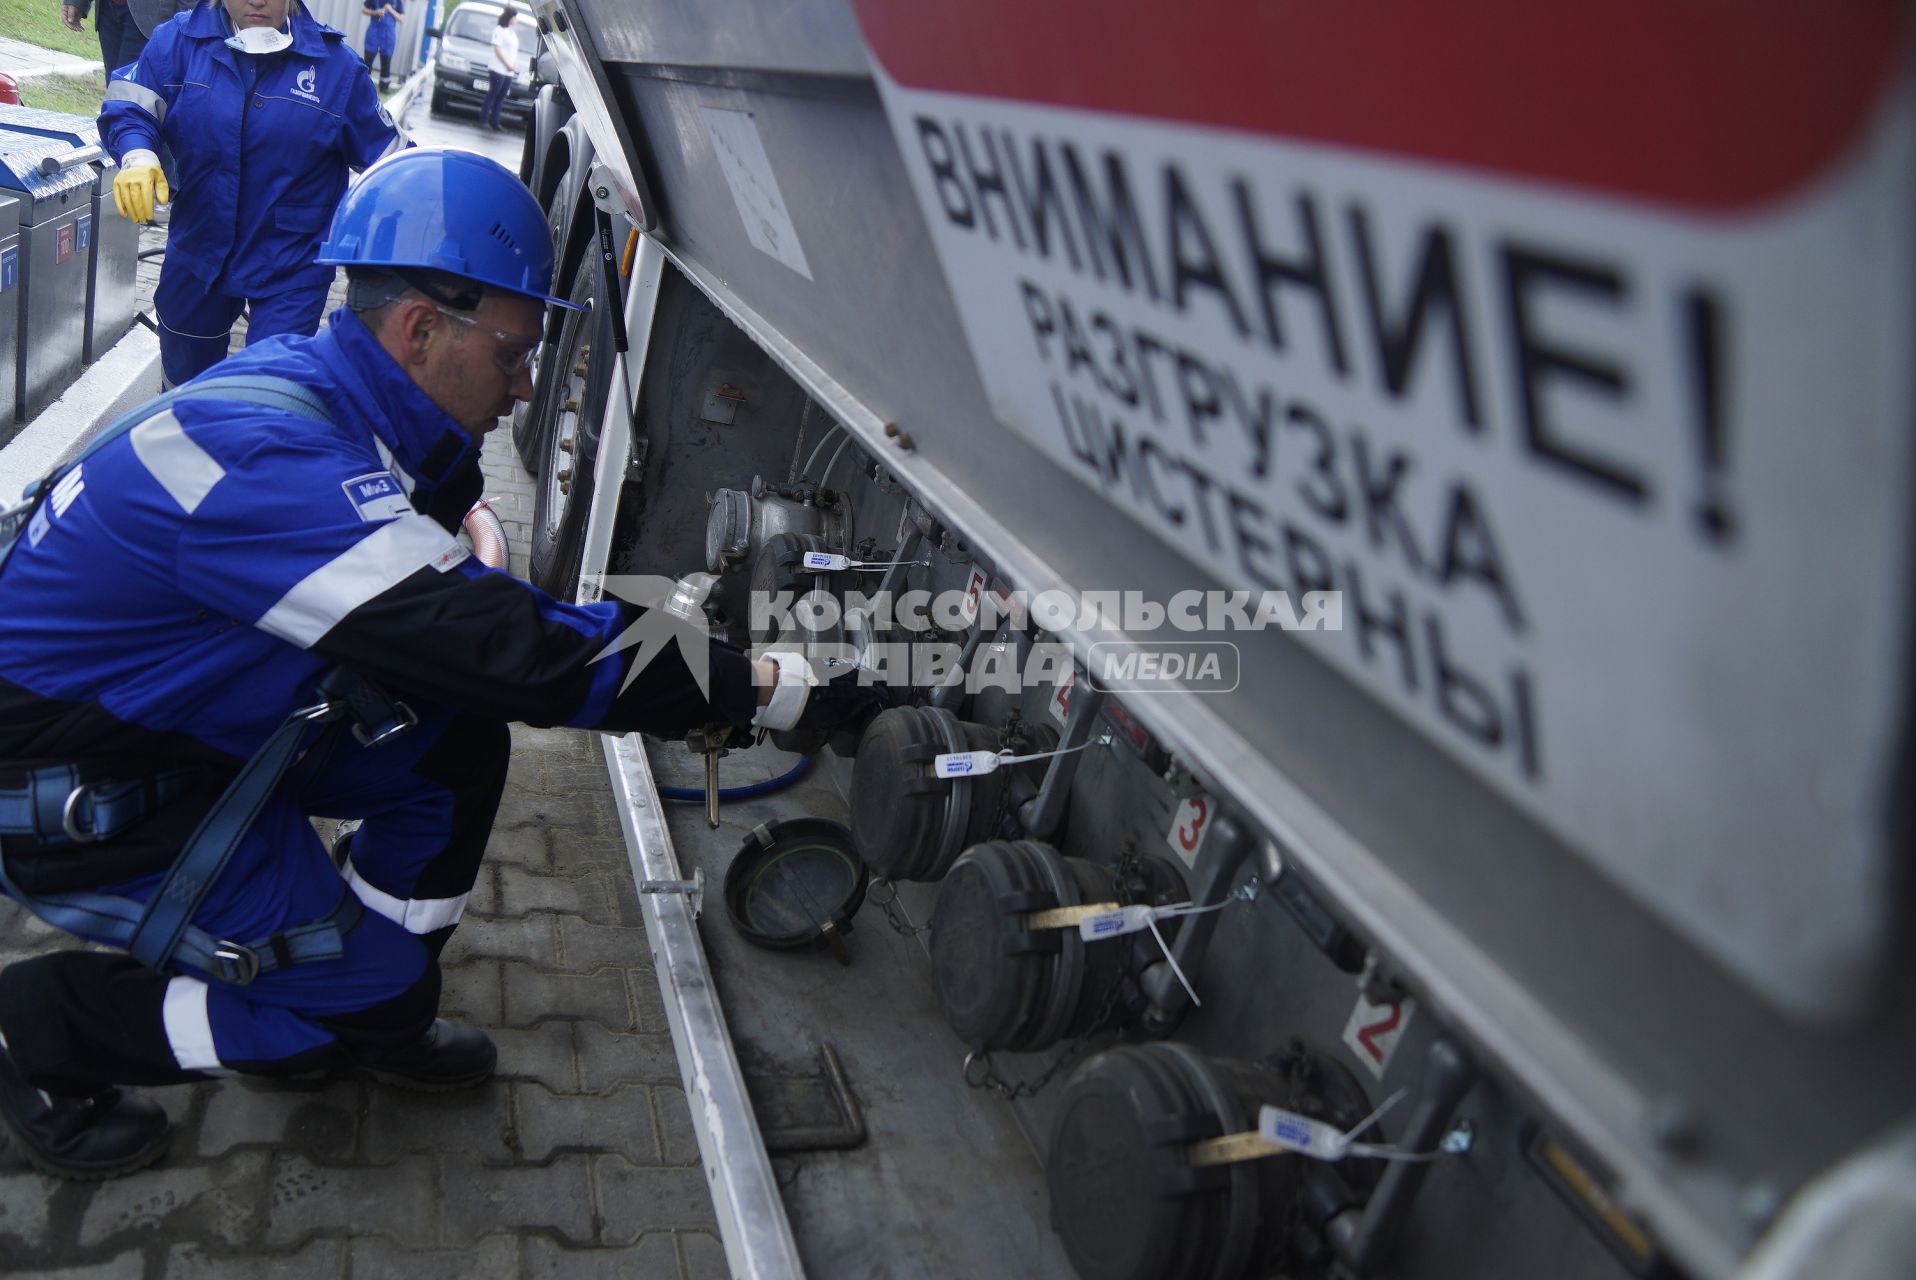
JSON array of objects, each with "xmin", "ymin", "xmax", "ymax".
[
  {"xmin": 931, "ymin": 739, "xmax": 1097, "ymax": 778},
  {"xmin": 799, "ymin": 551, "xmax": 929, "ymax": 572}
]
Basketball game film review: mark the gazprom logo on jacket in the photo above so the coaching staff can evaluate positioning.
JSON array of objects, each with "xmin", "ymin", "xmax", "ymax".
[
  {"xmin": 342, "ymin": 471, "xmax": 410, "ymax": 522},
  {"xmin": 293, "ymin": 65, "xmax": 321, "ymax": 102}
]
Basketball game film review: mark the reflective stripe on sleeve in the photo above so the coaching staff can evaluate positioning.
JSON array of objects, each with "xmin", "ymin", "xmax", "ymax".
[
  {"xmin": 256, "ymin": 514, "xmax": 465, "ymax": 648},
  {"xmin": 131, "ymin": 412, "xmax": 226, "ymax": 514},
  {"xmin": 342, "ymin": 860, "xmax": 470, "ymax": 934},
  {"xmin": 162, "ymin": 976, "xmax": 220, "ymax": 1070},
  {"xmin": 104, "ymin": 78, "xmax": 168, "ymax": 124}
]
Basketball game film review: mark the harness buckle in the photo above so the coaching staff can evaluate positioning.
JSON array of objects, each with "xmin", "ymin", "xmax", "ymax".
[
  {"xmin": 211, "ymin": 940, "xmax": 261, "ymax": 985},
  {"xmin": 353, "ymin": 700, "xmax": 417, "ymax": 749},
  {"xmin": 61, "ymin": 784, "xmax": 101, "ymax": 844},
  {"xmin": 292, "ymin": 698, "xmax": 344, "ymax": 723}
]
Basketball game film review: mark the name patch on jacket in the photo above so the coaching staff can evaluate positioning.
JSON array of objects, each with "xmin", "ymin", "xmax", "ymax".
[{"xmin": 342, "ymin": 472, "xmax": 410, "ymax": 522}]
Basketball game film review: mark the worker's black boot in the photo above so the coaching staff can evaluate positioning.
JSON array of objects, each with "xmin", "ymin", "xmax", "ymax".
[
  {"xmin": 359, "ymin": 1018, "xmax": 497, "ymax": 1092},
  {"xmin": 0, "ymin": 1043, "xmax": 169, "ymax": 1180}
]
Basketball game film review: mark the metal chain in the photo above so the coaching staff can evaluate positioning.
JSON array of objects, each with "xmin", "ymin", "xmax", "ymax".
[
  {"xmin": 1113, "ymin": 839, "xmax": 1143, "ymax": 905},
  {"xmin": 986, "ymin": 715, "xmax": 1030, "ymax": 842},
  {"xmin": 961, "ymin": 905, "xmax": 1137, "ymax": 1101},
  {"xmin": 866, "ymin": 877, "xmax": 929, "ymax": 938},
  {"xmin": 963, "ymin": 1020, "xmax": 1119, "ymax": 1102}
]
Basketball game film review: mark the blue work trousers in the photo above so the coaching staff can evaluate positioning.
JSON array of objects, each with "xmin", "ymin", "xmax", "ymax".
[
  {"xmin": 479, "ymin": 72, "xmax": 511, "ymax": 129},
  {"xmin": 0, "ymin": 704, "xmax": 510, "ymax": 1093},
  {"xmin": 154, "ymin": 260, "xmax": 332, "ymax": 389}
]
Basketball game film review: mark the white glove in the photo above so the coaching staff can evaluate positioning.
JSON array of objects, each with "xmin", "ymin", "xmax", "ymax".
[{"xmin": 750, "ymin": 650, "xmax": 817, "ymax": 732}]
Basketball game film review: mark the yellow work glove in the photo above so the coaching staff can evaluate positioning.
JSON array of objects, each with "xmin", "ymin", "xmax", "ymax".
[{"xmin": 112, "ymin": 149, "xmax": 169, "ymax": 223}]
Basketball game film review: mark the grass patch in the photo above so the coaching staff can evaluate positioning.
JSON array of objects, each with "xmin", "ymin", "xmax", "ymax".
[
  {"xmin": 13, "ymin": 70, "xmax": 106, "ymax": 118},
  {"xmin": 0, "ymin": 0, "xmax": 100, "ymax": 61}
]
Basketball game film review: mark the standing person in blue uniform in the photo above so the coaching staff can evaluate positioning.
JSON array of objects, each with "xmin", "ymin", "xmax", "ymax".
[
  {"xmin": 359, "ymin": 0, "xmax": 401, "ymax": 93},
  {"xmin": 57, "ymin": 0, "xmax": 191, "ymax": 76},
  {"xmin": 100, "ymin": 0, "xmax": 403, "ymax": 389},
  {"xmin": 0, "ymin": 148, "xmax": 875, "ymax": 1178},
  {"xmin": 477, "ymin": 5, "xmax": 518, "ymax": 132}
]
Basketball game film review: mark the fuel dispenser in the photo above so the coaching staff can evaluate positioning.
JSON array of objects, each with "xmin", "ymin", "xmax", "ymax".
[{"xmin": 0, "ymin": 104, "xmax": 140, "ymax": 367}]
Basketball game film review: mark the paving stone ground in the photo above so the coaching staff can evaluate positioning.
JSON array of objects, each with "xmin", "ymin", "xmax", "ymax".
[{"xmin": 0, "ymin": 383, "xmax": 720, "ymax": 1278}]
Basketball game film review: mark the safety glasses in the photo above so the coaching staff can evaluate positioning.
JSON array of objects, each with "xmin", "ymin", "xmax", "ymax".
[{"xmin": 432, "ymin": 305, "xmax": 541, "ymax": 374}]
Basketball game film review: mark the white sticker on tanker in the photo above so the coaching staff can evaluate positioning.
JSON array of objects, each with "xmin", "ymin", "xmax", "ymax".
[
  {"xmin": 1166, "ymin": 794, "xmax": 1210, "ymax": 870},
  {"xmin": 853, "ymin": 2, "xmax": 1916, "ymax": 1017},
  {"xmin": 1342, "ymin": 991, "xmax": 1415, "ymax": 1083},
  {"xmin": 1048, "ymin": 668, "xmax": 1075, "ymax": 726},
  {"xmin": 699, "ymin": 107, "xmax": 813, "ymax": 281},
  {"xmin": 960, "ymin": 566, "xmax": 988, "ymax": 626}
]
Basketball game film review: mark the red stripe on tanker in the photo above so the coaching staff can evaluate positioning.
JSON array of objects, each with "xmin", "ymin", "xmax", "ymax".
[{"xmin": 851, "ymin": 0, "xmax": 1907, "ymax": 211}]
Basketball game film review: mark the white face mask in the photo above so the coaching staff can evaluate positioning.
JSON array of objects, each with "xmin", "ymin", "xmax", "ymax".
[{"xmin": 225, "ymin": 22, "xmax": 293, "ymax": 55}]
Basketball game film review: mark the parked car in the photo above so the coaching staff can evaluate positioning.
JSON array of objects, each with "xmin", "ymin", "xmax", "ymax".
[{"xmin": 428, "ymin": 1, "xmax": 542, "ymax": 124}]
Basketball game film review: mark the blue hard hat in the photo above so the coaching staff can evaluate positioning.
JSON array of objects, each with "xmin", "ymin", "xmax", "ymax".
[{"xmin": 317, "ymin": 147, "xmax": 583, "ymax": 310}]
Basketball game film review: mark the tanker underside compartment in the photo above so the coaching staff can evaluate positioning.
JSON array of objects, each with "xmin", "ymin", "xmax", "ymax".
[
  {"xmin": 582, "ymin": 258, "xmax": 1679, "ymax": 1280},
  {"xmin": 530, "ymin": 7, "xmax": 1916, "ymax": 1274}
]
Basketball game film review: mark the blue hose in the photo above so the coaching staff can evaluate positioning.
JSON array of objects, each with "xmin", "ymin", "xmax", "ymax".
[{"xmin": 657, "ymin": 753, "xmax": 813, "ymax": 803}]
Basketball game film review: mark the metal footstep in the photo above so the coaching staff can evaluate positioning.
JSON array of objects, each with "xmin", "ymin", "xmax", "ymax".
[{"xmin": 740, "ymin": 1042, "xmax": 866, "ymax": 1155}]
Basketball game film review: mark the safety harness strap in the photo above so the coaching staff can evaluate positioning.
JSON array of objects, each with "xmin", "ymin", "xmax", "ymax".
[
  {"xmin": 0, "ymin": 856, "xmax": 365, "ymax": 984},
  {"xmin": 0, "ymin": 668, "xmax": 405, "ymax": 984},
  {"xmin": 0, "ymin": 765, "xmax": 204, "ymax": 845},
  {"xmin": 123, "ymin": 675, "xmax": 345, "ymax": 975},
  {"xmin": 0, "ymin": 376, "xmax": 398, "ymax": 985}
]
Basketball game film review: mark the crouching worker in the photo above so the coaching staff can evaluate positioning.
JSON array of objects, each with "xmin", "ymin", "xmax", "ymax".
[{"xmin": 0, "ymin": 148, "xmax": 875, "ymax": 1178}]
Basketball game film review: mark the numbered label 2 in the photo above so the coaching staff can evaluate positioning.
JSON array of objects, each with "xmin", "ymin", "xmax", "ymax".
[{"xmin": 1341, "ymin": 990, "xmax": 1415, "ymax": 1082}]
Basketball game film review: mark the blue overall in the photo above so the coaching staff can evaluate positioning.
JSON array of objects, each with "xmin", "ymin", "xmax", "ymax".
[
  {"xmin": 362, "ymin": 0, "xmax": 400, "ymax": 58},
  {"xmin": 360, "ymin": 0, "xmax": 402, "ymax": 91},
  {"xmin": 99, "ymin": 5, "xmax": 401, "ymax": 387},
  {"xmin": 0, "ymin": 311, "xmax": 758, "ymax": 1090}
]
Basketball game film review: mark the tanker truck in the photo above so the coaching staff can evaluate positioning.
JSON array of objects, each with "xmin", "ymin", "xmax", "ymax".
[{"xmin": 502, "ymin": 2, "xmax": 1916, "ymax": 1276}]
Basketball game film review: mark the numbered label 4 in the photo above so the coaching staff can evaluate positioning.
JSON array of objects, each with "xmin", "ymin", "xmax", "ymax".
[
  {"xmin": 1049, "ymin": 670, "xmax": 1076, "ymax": 726},
  {"xmin": 1342, "ymin": 989, "xmax": 1415, "ymax": 1082}
]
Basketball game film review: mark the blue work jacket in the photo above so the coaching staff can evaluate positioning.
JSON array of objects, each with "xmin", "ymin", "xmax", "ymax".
[
  {"xmin": 0, "ymin": 311, "xmax": 756, "ymax": 803},
  {"xmin": 99, "ymin": 4, "xmax": 401, "ymax": 297}
]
